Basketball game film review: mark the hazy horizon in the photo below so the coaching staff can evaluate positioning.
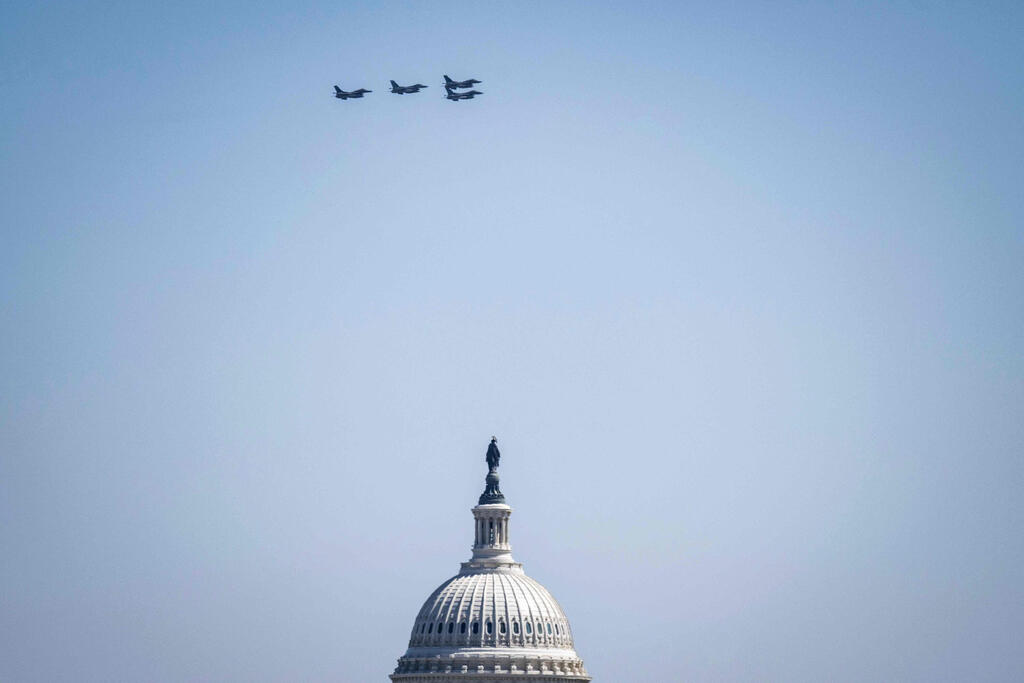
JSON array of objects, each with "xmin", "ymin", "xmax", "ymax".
[{"xmin": 2, "ymin": 2, "xmax": 1022, "ymax": 681}]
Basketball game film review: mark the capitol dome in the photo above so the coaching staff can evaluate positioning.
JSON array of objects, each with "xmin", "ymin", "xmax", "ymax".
[{"xmin": 390, "ymin": 439, "xmax": 591, "ymax": 682}]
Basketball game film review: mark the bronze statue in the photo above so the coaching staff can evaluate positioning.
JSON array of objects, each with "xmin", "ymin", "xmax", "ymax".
[
  {"xmin": 486, "ymin": 437, "xmax": 500, "ymax": 471},
  {"xmin": 479, "ymin": 437, "xmax": 505, "ymax": 505}
]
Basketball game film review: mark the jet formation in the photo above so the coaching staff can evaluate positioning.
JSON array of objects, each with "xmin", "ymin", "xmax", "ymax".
[{"xmin": 332, "ymin": 75, "xmax": 483, "ymax": 102}]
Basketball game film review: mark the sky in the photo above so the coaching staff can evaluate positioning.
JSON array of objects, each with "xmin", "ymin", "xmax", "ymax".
[{"xmin": 1, "ymin": 1, "xmax": 1022, "ymax": 681}]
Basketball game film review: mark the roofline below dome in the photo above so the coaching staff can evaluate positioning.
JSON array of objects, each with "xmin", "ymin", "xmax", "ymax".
[
  {"xmin": 392, "ymin": 675, "xmax": 590, "ymax": 682},
  {"xmin": 392, "ymin": 645, "xmax": 591, "ymax": 682},
  {"xmin": 399, "ymin": 646, "xmax": 583, "ymax": 659}
]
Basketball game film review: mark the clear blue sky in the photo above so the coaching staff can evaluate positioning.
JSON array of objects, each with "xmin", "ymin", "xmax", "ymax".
[{"xmin": 2, "ymin": 2, "xmax": 1022, "ymax": 681}]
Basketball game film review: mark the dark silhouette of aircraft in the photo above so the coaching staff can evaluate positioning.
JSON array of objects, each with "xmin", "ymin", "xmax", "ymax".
[
  {"xmin": 390, "ymin": 80, "xmax": 428, "ymax": 94},
  {"xmin": 334, "ymin": 85, "xmax": 371, "ymax": 99},
  {"xmin": 443, "ymin": 75, "xmax": 482, "ymax": 89},
  {"xmin": 445, "ymin": 86, "xmax": 483, "ymax": 101}
]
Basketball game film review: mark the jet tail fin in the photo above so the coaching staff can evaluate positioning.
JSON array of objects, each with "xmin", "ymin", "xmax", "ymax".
[
  {"xmin": 390, "ymin": 80, "xmax": 398, "ymax": 88},
  {"xmin": 443, "ymin": 75, "xmax": 453, "ymax": 85},
  {"xmin": 334, "ymin": 85, "xmax": 342, "ymax": 94}
]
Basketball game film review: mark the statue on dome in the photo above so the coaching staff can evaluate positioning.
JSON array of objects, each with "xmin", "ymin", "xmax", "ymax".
[
  {"xmin": 479, "ymin": 437, "xmax": 505, "ymax": 504},
  {"xmin": 485, "ymin": 437, "xmax": 501, "ymax": 471}
]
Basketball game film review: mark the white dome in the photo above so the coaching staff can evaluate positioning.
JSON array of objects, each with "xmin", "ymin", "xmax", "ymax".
[
  {"xmin": 408, "ymin": 570, "xmax": 576, "ymax": 650},
  {"xmin": 392, "ymin": 564, "xmax": 590, "ymax": 681},
  {"xmin": 390, "ymin": 440, "xmax": 590, "ymax": 681}
]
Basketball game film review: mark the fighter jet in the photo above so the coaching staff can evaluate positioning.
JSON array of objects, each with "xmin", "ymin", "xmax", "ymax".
[
  {"xmin": 445, "ymin": 86, "xmax": 483, "ymax": 101},
  {"xmin": 333, "ymin": 85, "xmax": 371, "ymax": 99},
  {"xmin": 443, "ymin": 75, "xmax": 482, "ymax": 89},
  {"xmin": 389, "ymin": 80, "xmax": 428, "ymax": 94}
]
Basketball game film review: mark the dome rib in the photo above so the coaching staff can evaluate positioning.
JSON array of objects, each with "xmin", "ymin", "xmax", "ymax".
[
  {"xmin": 469, "ymin": 574, "xmax": 484, "ymax": 645},
  {"xmin": 498, "ymin": 573, "xmax": 512, "ymax": 645},
  {"xmin": 453, "ymin": 576, "xmax": 471, "ymax": 643}
]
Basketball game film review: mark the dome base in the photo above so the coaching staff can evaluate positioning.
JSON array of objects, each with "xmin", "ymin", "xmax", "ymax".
[
  {"xmin": 391, "ymin": 648, "xmax": 590, "ymax": 681},
  {"xmin": 392, "ymin": 676, "xmax": 590, "ymax": 682}
]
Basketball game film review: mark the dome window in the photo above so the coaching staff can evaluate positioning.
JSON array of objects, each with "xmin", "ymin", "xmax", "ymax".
[
  {"xmin": 499, "ymin": 621, "xmax": 506, "ymax": 634},
  {"xmin": 437, "ymin": 622, "xmax": 444, "ymax": 634},
  {"xmin": 525, "ymin": 622, "xmax": 532, "ymax": 634},
  {"xmin": 555, "ymin": 623, "xmax": 560, "ymax": 634},
  {"xmin": 536, "ymin": 622, "xmax": 542, "ymax": 635},
  {"xmin": 472, "ymin": 622, "xmax": 479, "ymax": 635},
  {"xmin": 460, "ymin": 622, "xmax": 466, "ymax": 634},
  {"xmin": 448, "ymin": 622, "xmax": 454, "ymax": 634},
  {"xmin": 546, "ymin": 622, "xmax": 552, "ymax": 634},
  {"xmin": 513, "ymin": 622, "xmax": 520, "ymax": 634},
  {"xmin": 486, "ymin": 621, "xmax": 493, "ymax": 635},
  {"xmin": 428, "ymin": 623, "xmax": 433, "ymax": 634}
]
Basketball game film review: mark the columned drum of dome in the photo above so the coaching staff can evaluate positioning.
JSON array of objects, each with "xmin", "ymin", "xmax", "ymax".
[{"xmin": 390, "ymin": 438, "xmax": 591, "ymax": 682}]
